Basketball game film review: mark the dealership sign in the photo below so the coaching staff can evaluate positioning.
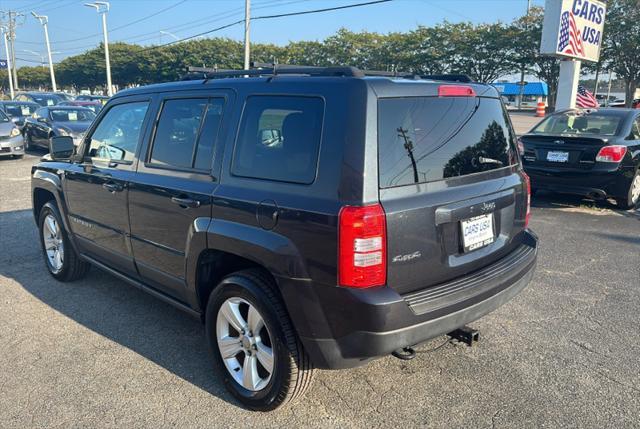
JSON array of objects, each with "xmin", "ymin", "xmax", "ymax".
[{"xmin": 540, "ymin": 0, "xmax": 606, "ymax": 62}]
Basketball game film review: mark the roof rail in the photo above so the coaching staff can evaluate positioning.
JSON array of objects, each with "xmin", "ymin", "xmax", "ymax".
[
  {"xmin": 181, "ymin": 63, "xmax": 474, "ymax": 84},
  {"xmin": 181, "ymin": 63, "xmax": 364, "ymax": 80}
]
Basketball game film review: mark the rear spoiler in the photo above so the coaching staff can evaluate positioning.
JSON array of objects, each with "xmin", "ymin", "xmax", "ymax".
[{"xmin": 521, "ymin": 134, "xmax": 610, "ymax": 145}]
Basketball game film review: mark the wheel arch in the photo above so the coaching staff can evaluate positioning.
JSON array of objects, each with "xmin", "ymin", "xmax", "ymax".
[
  {"xmin": 32, "ymin": 170, "xmax": 80, "ymax": 254},
  {"xmin": 187, "ymin": 219, "xmax": 310, "ymax": 317}
]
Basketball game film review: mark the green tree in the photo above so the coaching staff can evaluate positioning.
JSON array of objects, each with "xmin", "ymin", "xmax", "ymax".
[
  {"xmin": 602, "ymin": 0, "xmax": 640, "ymax": 106},
  {"xmin": 444, "ymin": 22, "xmax": 516, "ymax": 83},
  {"xmin": 510, "ymin": 7, "xmax": 560, "ymax": 109}
]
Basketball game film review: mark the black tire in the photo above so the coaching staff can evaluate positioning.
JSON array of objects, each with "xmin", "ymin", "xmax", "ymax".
[
  {"xmin": 24, "ymin": 132, "xmax": 33, "ymax": 151},
  {"xmin": 13, "ymin": 154, "xmax": 24, "ymax": 159},
  {"xmin": 615, "ymin": 170, "xmax": 640, "ymax": 210},
  {"xmin": 38, "ymin": 201, "xmax": 90, "ymax": 281},
  {"xmin": 205, "ymin": 269, "xmax": 315, "ymax": 411}
]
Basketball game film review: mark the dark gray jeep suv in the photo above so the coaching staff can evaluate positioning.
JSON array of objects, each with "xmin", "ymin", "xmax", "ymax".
[{"xmin": 31, "ymin": 65, "xmax": 537, "ymax": 410}]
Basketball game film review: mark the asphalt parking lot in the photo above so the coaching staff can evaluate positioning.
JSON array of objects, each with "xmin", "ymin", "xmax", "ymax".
[{"xmin": 1, "ymin": 152, "xmax": 639, "ymax": 428}]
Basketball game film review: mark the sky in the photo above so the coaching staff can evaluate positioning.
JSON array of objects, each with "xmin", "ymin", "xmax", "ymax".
[{"xmin": 2, "ymin": 0, "xmax": 545, "ymax": 67}]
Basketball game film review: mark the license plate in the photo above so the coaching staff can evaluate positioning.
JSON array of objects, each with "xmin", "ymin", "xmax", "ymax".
[
  {"xmin": 547, "ymin": 151, "xmax": 569, "ymax": 162},
  {"xmin": 461, "ymin": 214, "xmax": 495, "ymax": 252}
]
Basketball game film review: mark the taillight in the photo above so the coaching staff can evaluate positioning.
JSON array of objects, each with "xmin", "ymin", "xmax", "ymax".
[
  {"xmin": 596, "ymin": 145, "xmax": 627, "ymax": 163},
  {"xmin": 522, "ymin": 172, "xmax": 531, "ymax": 228},
  {"xmin": 438, "ymin": 85, "xmax": 477, "ymax": 97},
  {"xmin": 338, "ymin": 204, "xmax": 387, "ymax": 288}
]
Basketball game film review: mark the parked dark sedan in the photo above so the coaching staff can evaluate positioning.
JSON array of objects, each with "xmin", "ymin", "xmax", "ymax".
[
  {"xmin": 58, "ymin": 100, "xmax": 103, "ymax": 114},
  {"xmin": 23, "ymin": 106, "xmax": 96, "ymax": 151},
  {"xmin": 0, "ymin": 100, "xmax": 40, "ymax": 130},
  {"xmin": 14, "ymin": 91, "xmax": 63, "ymax": 107},
  {"xmin": 75, "ymin": 94, "xmax": 109, "ymax": 104},
  {"xmin": 521, "ymin": 108, "xmax": 640, "ymax": 209}
]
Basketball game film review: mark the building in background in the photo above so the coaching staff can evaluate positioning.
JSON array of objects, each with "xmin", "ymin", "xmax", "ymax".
[{"xmin": 493, "ymin": 82, "xmax": 549, "ymax": 110}]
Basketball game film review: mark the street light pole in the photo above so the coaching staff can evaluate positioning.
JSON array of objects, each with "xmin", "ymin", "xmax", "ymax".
[
  {"xmin": 1, "ymin": 27, "xmax": 14, "ymax": 99},
  {"xmin": 160, "ymin": 30, "xmax": 179, "ymax": 41},
  {"xmin": 31, "ymin": 12, "xmax": 57, "ymax": 92},
  {"xmin": 244, "ymin": 0, "xmax": 250, "ymax": 70},
  {"xmin": 85, "ymin": 1, "xmax": 112, "ymax": 96}
]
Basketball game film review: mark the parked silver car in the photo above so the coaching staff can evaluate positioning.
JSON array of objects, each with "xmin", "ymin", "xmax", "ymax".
[{"xmin": 0, "ymin": 109, "xmax": 25, "ymax": 159}]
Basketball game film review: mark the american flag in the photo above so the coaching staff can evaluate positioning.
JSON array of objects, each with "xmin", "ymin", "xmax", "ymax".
[
  {"xmin": 557, "ymin": 11, "xmax": 584, "ymax": 56},
  {"xmin": 576, "ymin": 85, "xmax": 599, "ymax": 108}
]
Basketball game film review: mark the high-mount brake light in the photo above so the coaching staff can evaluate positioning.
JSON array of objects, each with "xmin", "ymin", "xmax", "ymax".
[
  {"xmin": 438, "ymin": 85, "xmax": 477, "ymax": 97},
  {"xmin": 338, "ymin": 204, "xmax": 387, "ymax": 288},
  {"xmin": 596, "ymin": 145, "xmax": 627, "ymax": 163}
]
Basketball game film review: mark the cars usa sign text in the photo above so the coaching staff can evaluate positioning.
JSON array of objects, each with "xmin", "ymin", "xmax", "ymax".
[{"xmin": 540, "ymin": 0, "xmax": 607, "ymax": 62}]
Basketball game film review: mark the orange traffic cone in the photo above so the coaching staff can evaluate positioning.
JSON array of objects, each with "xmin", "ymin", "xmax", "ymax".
[{"xmin": 536, "ymin": 102, "xmax": 546, "ymax": 117}]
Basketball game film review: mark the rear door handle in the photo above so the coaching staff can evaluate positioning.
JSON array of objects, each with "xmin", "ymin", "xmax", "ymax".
[
  {"xmin": 102, "ymin": 182, "xmax": 124, "ymax": 193},
  {"xmin": 171, "ymin": 197, "xmax": 201, "ymax": 208}
]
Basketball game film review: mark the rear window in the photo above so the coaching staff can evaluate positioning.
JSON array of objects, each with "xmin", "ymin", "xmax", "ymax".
[
  {"xmin": 531, "ymin": 112, "xmax": 622, "ymax": 136},
  {"xmin": 378, "ymin": 97, "xmax": 517, "ymax": 188},
  {"xmin": 232, "ymin": 96, "xmax": 324, "ymax": 184},
  {"xmin": 49, "ymin": 109, "xmax": 95, "ymax": 122},
  {"xmin": 4, "ymin": 104, "xmax": 36, "ymax": 117}
]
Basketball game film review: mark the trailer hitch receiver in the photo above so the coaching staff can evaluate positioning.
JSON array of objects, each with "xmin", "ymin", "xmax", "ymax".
[{"xmin": 447, "ymin": 326, "xmax": 479, "ymax": 347}]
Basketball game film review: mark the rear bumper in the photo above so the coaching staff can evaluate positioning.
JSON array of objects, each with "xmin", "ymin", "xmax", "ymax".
[
  {"xmin": 279, "ymin": 230, "xmax": 538, "ymax": 369},
  {"xmin": 525, "ymin": 166, "xmax": 633, "ymax": 199}
]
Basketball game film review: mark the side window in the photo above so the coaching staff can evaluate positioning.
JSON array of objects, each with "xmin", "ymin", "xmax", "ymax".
[
  {"xmin": 149, "ymin": 98, "xmax": 224, "ymax": 171},
  {"xmin": 87, "ymin": 101, "xmax": 149, "ymax": 163},
  {"xmin": 232, "ymin": 96, "xmax": 324, "ymax": 184},
  {"xmin": 632, "ymin": 117, "xmax": 640, "ymax": 140},
  {"xmin": 194, "ymin": 99, "xmax": 224, "ymax": 170},
  {"xmin": 33, "ymin": 108, "xmax": 47, "ymax": 119}
]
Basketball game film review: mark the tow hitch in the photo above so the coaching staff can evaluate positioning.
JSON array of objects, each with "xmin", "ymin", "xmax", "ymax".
[
  {"xmin": 391, "ymin": 347, "xmax": 416, "ymax": 360},
  {"xmin": 447, "ymin": 326, "xmax": 479, "ymax": 347}
]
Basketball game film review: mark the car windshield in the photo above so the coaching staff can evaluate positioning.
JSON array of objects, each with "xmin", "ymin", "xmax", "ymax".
[
  {"xmin": 49, "ymin": 109, "xmax": 96, "ymax": 122},
  {"xmin": 4, "ymin": 103, "xmax": 36, "ymax": 117},
  {"xmin": 32, "ymin": 94, "xmax": 61, "ymax": 107},
  {"xmin": 532, "ymin": 112, "xmax": 622, "ymax": 136},
  {"xmin": 0, "ymin": 110, "xmax": 9, "ymax": 122}
]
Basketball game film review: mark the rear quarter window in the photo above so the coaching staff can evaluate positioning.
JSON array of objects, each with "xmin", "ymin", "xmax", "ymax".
[
  {"xmin": 378, "ymin": 96, "xmax": 517, "ymax": 188},
  {"xmin": 232, "ymin": 95, "xmax": 324, "ymax": 184}
]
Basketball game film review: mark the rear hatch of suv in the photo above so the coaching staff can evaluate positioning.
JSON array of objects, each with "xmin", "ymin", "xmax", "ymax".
[{"xmin": 376, "ymin": 85, "xmax": 529, "ymax": 295}]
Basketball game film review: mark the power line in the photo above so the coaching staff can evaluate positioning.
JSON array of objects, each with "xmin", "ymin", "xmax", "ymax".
[
  {"xmin": 15, "ymin": 0, "xmax": 295, "ymax": 46},
  {"xmin": 138, "ymin": 0, "xmax": 394, "ymax": 53},
  {"xmin": 109, "ymin": 0, "xmax": 188, "ymax": 32},
  {"xmin": 15, "ymin": 0, "xmax": 310, "ymax": 53}
]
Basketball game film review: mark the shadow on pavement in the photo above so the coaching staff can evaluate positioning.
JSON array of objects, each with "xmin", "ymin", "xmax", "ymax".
[
  {"xmin": 531, "ymin": 190, "xmax": 639, "ymax": 219},
  {"xmin": 0, "ymin": 208, "xmax": 237, "ymax": 407}
]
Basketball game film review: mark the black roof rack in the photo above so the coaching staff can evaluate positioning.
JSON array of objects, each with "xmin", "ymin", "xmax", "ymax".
[
  {"xmin": 182, "ymin": 63, "xmax": 364, "ymax": 80},
  {"xmin": 181, "ymin": 63, "xmax": 473, "ymax": 84}
]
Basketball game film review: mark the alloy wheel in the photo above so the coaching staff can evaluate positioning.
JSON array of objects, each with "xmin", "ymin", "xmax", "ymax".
[
  {"xmin": 42, "ymin": 214, "xmax": 64, "ymax": 273},
  {"xmin": 216, "ymin": 297, "xmax": 275, "ymax": 392},
  {"xmin": 631, "ymin": 173, "xmax": 640, "ymax": 204}
]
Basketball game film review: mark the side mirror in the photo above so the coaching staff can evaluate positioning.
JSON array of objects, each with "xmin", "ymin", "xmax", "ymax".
[
  {"xmin": 37, "ymin": 117, "xmax": 48, "ymax": 124},
  {"xmin": 49, "ymin": 136, "xmax": 75, "ymax": 161}
]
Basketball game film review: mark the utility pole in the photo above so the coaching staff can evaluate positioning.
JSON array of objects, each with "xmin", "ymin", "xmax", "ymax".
[
  {"xmin": 1, "ymin": 11, "xmax": 24, "ymax": 90},
  {"xmin": 517, "ymin": 0, "xmax": 532, "ymax": 110},
  {"xmin": 85, "ymin": 2, "xmax": 112, "ymax": 96},
  {"xmin": 1, "ymin": 26, "xmax": 14, "ymax": 99},
  {"xmin": 605, "ymin": 69, "xmax": 613, "ymax": 106},
  {"xmin": 31, "ymin": 12, "xmax": 57, "ymax": 92},
  {"xmin": 244, "ymin": 0, "xmax": 251, "ymax": 70}
]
